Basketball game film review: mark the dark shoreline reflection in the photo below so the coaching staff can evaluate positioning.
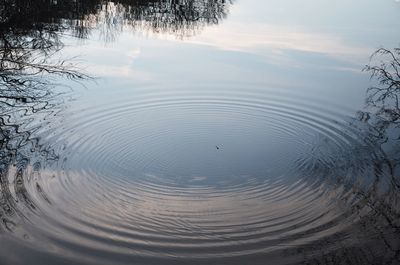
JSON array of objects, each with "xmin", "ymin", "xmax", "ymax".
[
  {"xmin": 0, "ymin": 0, "xmax": 88, "ymax": 236},
  {"xmin": 1, "ymin": 0, "xmax": 232, "ymax": 41},
  {"xmin": 297, "ymin": 48, "xmax": 400, "ymax": 265}
]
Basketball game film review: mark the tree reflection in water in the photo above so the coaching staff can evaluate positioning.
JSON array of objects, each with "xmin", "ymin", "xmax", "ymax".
[
  {"xmin": 299, "ymin": 48, "xmax": 400, "ymax": 265},
  {"xmin": 0, "ymin": 0, "xmax": 232, "ymax": 236},
  {"xmin": 0, "ymin": 7, "xmax": 82, "ymax": 236},
  {"xmin": 1, "ymin": 0, "xmax": 231, "ymax": 40}
]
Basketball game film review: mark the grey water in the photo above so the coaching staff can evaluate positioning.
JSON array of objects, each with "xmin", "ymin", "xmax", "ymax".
[{"xmin": 1, "ymin": 0, "xmax": 400, "ymax": 264}]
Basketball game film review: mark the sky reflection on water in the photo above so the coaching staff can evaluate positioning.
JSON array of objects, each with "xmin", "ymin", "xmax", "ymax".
[{"xmin": 1, "ymin": 0, "xmax": 400, "ymax": 264}]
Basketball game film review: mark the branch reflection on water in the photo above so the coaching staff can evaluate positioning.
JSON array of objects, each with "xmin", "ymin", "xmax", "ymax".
[
  {"xmin": 1, "ymin": 0, "xmax": 232, "ymax": 41},
  {"xmin": 0, "ymin": 0, "xmax": 232, "ymax": 236},
  {"xmin": 298, "ymin": 48, "xmax": 400, "ymax": 264},
  {"xmin": 0, "ymin": 4, "xmax": 85, "ymax": 235}
]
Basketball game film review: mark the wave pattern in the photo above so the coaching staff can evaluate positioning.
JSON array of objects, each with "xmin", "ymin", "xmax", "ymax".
[{"xmin": 1, "ymin": 84, "xmax": 399, "ymax": 265}]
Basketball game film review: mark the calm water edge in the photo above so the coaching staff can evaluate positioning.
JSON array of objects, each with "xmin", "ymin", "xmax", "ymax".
[{"xmin": 1, "ymin": 0, "xmax": 400, "ymax": 264}]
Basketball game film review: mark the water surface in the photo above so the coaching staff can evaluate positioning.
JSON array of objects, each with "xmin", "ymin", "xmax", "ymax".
[{"xmin": 1, "ymin": 0, "xmax": 400, "ymax": 264}]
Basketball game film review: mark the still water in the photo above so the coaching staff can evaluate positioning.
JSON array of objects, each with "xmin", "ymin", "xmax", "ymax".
[{"xmin": 1, "ymin": 0, "xmax": 400, "ymax": 264}]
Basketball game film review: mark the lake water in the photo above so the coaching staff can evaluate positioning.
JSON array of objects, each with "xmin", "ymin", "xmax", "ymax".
[{"xmin": 1, "ymin": 0, "xmax": 400, "ymax": 264}]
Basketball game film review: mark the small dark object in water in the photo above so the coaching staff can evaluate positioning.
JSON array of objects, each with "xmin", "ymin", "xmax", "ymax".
[
  {"xmin": 216, "ymin": 146, "xmax": 220, "ymax": 150},
  {"xmin": 17, "ymin": 97, "xmax": 27, "ymax": 103}
]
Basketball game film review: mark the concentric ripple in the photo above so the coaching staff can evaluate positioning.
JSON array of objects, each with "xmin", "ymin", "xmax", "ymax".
[{"xmin": 3, "ymin": 83, "xmax": 392, "ymax": 265}]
